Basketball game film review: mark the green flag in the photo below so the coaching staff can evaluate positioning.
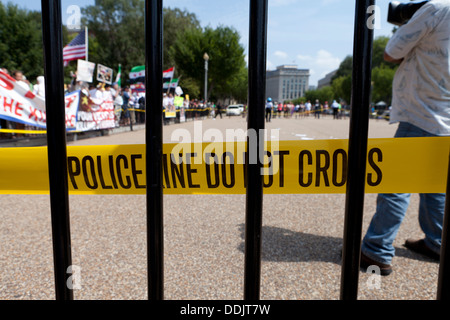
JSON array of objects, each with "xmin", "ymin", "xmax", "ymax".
[
  {"xmin": 129, "ymin": 65, "xmax": 145, "ymax": 84},
  {"xmin": 163, "ymin": 78, "xmax": 178, "ymax": 89}
]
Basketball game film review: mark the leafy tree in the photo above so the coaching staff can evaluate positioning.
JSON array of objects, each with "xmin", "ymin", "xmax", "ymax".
[
  {"xmin": 169, "ymin": 25, "xmax": 246, "ymax": 101},
  {"xmin": 331, "ymin": 55, "xmax": 353, "ymax": 81},
  {"xmin": 329, "ymin": 36, "xmax": 398, "ymax": 106},
  {"xmin": 290, "ymin": 96, "xmax": 306, "ymax": 105},
  {"xmin": 82, "ymin": 2, "xmax": 204, "ymax": 85},
  {"xmin": 81, "ymin": 0, "xmax": 146, "ymax": 83},
  {"xmin": 163, "ymin": 7, "xmax": 201, "ymax": 70},
  {"xmin": 371, "ymin": 65, "xmax": 397, "ymax": 104},
  {"xmin": 0, "ymin": 2, "xmax": 43, "ymax": 82},
  {"xmin": 304, "ymin": 86, "xmax": 336, "ymax": 105},
  {"xmin": 226, "ymin": 65, "xmax": 248, "ymax": 102},
  {"xmin": 81, "ymin": 1, "xmax": 246, "ymax": 101},
  {"xmin": 372, "ymin": 36, "xmax": 390, "ymax": 69},
  {"xmin": 177, "ymin": 77, "xmax": 201, "ymax": 99},
  {"xmin": 331, "ymin": 75, "xmax": 352, "ymax": 104},
  {"xmin": 370, "ymin": 36, "xmax": 397, "ymax": 105}
]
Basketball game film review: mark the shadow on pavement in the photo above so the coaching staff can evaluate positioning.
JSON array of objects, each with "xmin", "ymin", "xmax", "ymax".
[
  {"xmin": 237, "ymin": 223, "xmax": 342, "ymax": 264},
  {"xmin": 237, "ymin": 224, "xmax": 437, "ymax": 265}
]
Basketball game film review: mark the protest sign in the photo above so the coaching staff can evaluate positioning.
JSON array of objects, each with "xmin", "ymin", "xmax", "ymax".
[{"xmin": 76, "ymin": 60, "xmax": 96, "ymax": 83}]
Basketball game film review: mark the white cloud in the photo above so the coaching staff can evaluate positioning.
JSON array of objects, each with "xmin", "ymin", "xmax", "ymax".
[
  {"xmin": 297, "ymin": 54, "xmax": 313, "ymax": 63},
  {"xmin": 315, "ymin": 49, "xmax": 341, "ymax": 70},
  {"xmin": 296, "ymin": 49, "xmax": 341, "ymax": 85},
  {"xmin": 274, "ymin": 50, "xmax": 288, "ymax": 59}
]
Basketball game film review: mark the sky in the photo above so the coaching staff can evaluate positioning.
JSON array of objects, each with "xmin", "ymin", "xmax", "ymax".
[{"xmin": 2, "ymin": 0, "xmax": 395, "ymax": 86}]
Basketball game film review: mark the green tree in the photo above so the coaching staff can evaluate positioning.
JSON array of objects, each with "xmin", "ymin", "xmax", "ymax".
[
  {"xmin": 371, "ymin": 65, "xmax": 397, "ymax": 104},
  {"xmin": 331, "ymin": 55, "xmax": 353, "ymax": 81},
  {"xmin": 372, "ymin": 36, "xmax": 390, "ymax": 69},
  {"xmin": 290, "ymin": 96, "xmax": 306, "ymax": 105},
  {"xmin": 332, "ymin": 75, "xmax": 352, "ymax": 104},
  {"xmin": 304, "ymin": 86, "xmax": 336, "ymax": 105},
  {"xmin": 0, "ymin": 2, "xmax": 43, "ymax": 82},
  {"xmin": 330, "ymin": 36, "xmax": 398, "ymax": 106},
  {"xmin": 163, "ymin": 7, "xmax": 201, "ymax": 70},
  {"xmin": 169, "ymin": 25, "xmax": 246, "ymax": 101},
  {"xmin": 81, "ymin": 0, "xmax": 145, "ymax": 83},
  {"xmin": 227, "ymin": 65, "xmax": 248, "ymax": 102},
  {"xmin": 370, "ymin": 36, "xmax": 397, "ymax": 105},
  {"xmin": 82, "ymin": 2, "xmax": 203, "ymax": 86}
]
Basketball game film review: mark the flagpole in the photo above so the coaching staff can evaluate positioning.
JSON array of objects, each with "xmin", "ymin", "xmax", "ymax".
[
  {"xmin": 85, "ymin": 26, "xmax": 88, "ymax": 61},
  {"xmin": 174, "ymin": 75, "xmax": 182, "ymax": 93},
  {"xmin": 169, "ymin": 66, "xmax": 175, "ymax": 95}
]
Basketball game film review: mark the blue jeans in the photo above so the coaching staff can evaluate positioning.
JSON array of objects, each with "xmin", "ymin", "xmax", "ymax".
[{"xmin": 361, "ymin": 122, "xmax": 446, "ymax": 265}]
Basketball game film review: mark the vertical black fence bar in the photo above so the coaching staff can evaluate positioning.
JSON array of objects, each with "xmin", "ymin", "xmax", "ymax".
[
  {"xmin": 437, "ymin": 151, "xmax": 450, "ymax": 300},
  {"xmin": 145, "ymin": 0, "xmax": 164, "ymax": 300},
  {"xmin": 340, "ymin": 0, "xmax": 375, "ymax": 300},
  {"xmin": 40, "ymin": 0, "xmax": 73, "ymax": 300},
  {"xmin": 244, "ymin": 0, "xmax": 268, "ymax": 301}
]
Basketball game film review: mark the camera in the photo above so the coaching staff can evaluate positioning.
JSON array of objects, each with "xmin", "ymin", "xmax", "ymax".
[{"xmin": 388, "ymin": 0, "xmax": 429, "ymax": 26}]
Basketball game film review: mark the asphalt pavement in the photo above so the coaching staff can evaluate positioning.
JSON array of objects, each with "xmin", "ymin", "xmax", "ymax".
[{"xmin": 0, "ymin": 115, "xmax": 443, "ymax": 300}]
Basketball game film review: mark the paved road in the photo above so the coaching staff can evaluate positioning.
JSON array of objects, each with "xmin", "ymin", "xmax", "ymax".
[
  {"xmin": 1, "ymin": 116, "xmax": 442, "ymax": 300},
  {"xmin": 67, "ymin": 115, "xmax": 398, "ymax": 146}
]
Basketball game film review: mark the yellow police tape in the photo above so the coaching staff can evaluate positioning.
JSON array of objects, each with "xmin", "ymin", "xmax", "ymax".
[
  {"xmin": 0, "ymin": 137, "xmax": 449, "ymax": 195},
  {"xmin": 0, "ymin": 129, "xmax": 47, "ymax": 135}
]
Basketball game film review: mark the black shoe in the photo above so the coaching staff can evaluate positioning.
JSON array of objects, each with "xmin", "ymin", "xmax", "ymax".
[
  {"xmin": 360, "ymin": 252, "xmax": 393, "ymax": 276},
  {"xmin": 404, "ymin": 238, "xmax": 440, "ymax": 261}
]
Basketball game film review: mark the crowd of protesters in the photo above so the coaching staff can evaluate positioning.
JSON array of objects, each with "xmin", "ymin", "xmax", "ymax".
[
  {"xmin": 0, "ymin": 67, "xmax": 45, "ymax": 97},
  {"xmin": 1, "ymin": 67, "xmax": 353, "ymax": 142},
  {"xmin": 0, "ymin": 67, "xmax": 46, "ymax": 137},
  {"xmin": 264, "ymin": 98, "xmax": 349, "ymax": 122}
]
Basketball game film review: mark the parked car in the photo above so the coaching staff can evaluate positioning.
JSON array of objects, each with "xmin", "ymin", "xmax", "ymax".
[{"xmin": 226, "ymin": 105, "xmax": 242, "ymax": 116}]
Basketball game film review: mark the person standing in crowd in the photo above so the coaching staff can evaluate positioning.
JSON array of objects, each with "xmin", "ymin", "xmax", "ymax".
[
  {"xmin": 110, "ymin": 82, "xmax": 120, "ymax": 101},
  {"xmin": 121, "ymin": 86, "xmax": 131, "ymax": 126},
  {"xmin": 129, "ymin": 91, "xmax": 139, "ymax": 124},
  {"xmin": 12, "ymin": 70, "xmax": 31, "ymax": 91},
  {"xmin": 300, "ymin": 102, "xmax": 306, "ymax": 118},
  {"xmin": 214, "ymin": 103, "xmax": 223, "ymax": 119},
  {"xmin": 163, "ymin": 93, "xmax": 169, "ymax": 124},
  {"xmin": 265, "ymin": 97, "xmax": 273, "ymax": 122},
  {"xmin": 323, "ymin": 101, "xmax": 329, "ymax": 115},
  {"xmin": 33, "ymin": 76, "xmax": 45, "ymax": 98},
  {"xmin": 138, "ymin": 93, "xmax": 146, "ymax": 124},
  {"xmin": 360, "ymin": 0, "xmax": 450, "ymax": 276},
  {"xmin": 331, "ymin": 100, "xmax": 340, "ymax": 119},
  {"xmin": 305, "ymin": 100, "xmax": 312, "ymax": 117},
  {"xmin": 313, "ymin": 99, "xmax": 321, "ymax": 119},
  {"xmin": 103, "ymin": 84, "xmax": 113, "ymax": 102},
  {"xmin": 114, "ymin": 87, "xmax": 123, "ymax": 127}
]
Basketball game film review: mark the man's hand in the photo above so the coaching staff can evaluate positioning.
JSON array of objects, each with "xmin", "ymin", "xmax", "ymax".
[{"xmin": 384, "ymin": 51, "xmax": 404, "ymax": 64}]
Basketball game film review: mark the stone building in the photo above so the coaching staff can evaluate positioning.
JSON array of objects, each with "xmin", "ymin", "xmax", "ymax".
[{"xmin": 266, "ymin": 65, "xmax": 310, "ymax": 102}]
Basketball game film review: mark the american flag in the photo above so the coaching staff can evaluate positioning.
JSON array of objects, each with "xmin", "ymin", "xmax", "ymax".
[{"xmin": 63, "ymin": 29, "xmax": 86, "ymax": 67}]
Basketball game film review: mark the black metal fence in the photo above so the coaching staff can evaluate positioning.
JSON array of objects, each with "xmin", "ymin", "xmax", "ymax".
[{"xmin": 39, "ymin": 0, "xmax": 450, "ymax": 301}]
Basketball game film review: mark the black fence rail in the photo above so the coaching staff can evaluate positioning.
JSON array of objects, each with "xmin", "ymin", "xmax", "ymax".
[
  {"xmin": 41, "ymin": 0, "xmax": 73, "ymax": 300},
  {"xmin": 340, "ymin": 0, "xmax": 375, "ymax": 300},
  {"xmin": 37, "ymin": 0, "xmax": 450, "ymax": 301}
]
